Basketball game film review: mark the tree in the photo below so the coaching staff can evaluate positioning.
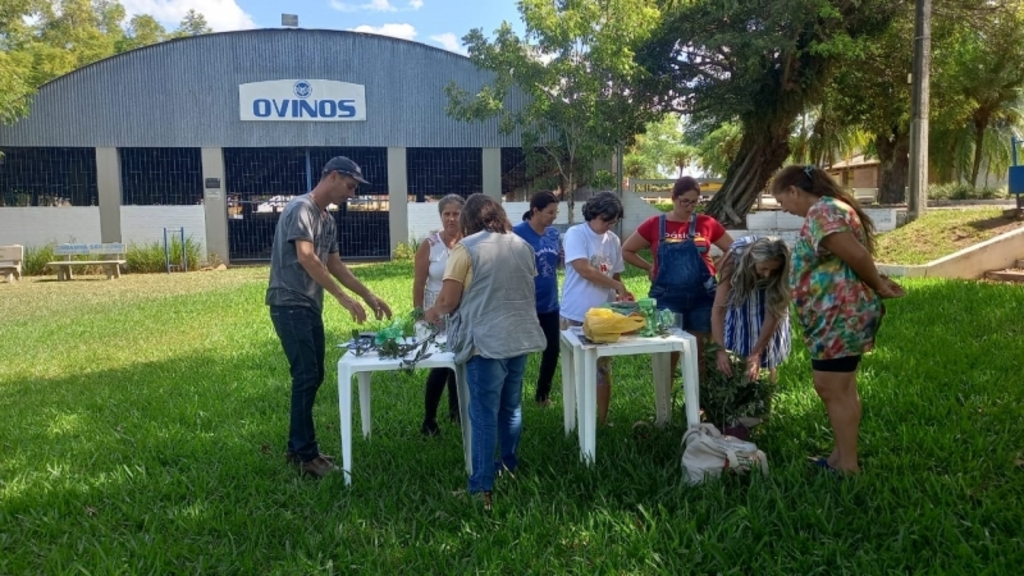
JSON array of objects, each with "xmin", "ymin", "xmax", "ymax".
[
  {"xmin": 624, "ymin": 114, "xmax": 694, "ymax": 179},
  {"xmin": 171, "ymin": 9, "xmax": 211, "ymax": 38},
  {"xmin": 945, "ymin": 4, "xmax": 1024, "ymax": 187},
  {"xmin": 119, "ymin": 14, "xmax": 167, "ymax": 52},
  {"xmin": 686, "ymin": 121, "xmax": 742, "ymax": 179},
  {"xmin": 25, "ymin": 0, "xmax": 125, "ymax": 87},
  {"xmin": 445, "ymin": 0, "xmax": 663, "ymax": 223},
  {"xmin": 0, "ymin": 0, "xmax": 39, "ymax": 125},
  {"xmin": 636, "ymin": 0, "xmax": 897, "ymax": 226}
]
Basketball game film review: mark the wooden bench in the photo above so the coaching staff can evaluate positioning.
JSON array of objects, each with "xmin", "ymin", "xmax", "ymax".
[
  {"xmin": 0, "ymin": 245, "xmax": 23, "ymax": 283},
  {"xmin": 47, "ymin": 243, "xmax": 126, "ymax": 281}
]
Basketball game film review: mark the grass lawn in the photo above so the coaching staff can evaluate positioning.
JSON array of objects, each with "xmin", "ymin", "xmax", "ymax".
[
  {"xmin": 874, "ymin": 207, "xmax": 1024, "ymax": 265},
  {"xmin": 2, "ymin": 264, "xmax": 1023, "ymax": 574}
]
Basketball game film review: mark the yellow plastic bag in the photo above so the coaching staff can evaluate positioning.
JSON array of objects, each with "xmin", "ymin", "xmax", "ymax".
[{"xmin": 583, "ymin": 307, "xmax": 646, "ymax": 343}]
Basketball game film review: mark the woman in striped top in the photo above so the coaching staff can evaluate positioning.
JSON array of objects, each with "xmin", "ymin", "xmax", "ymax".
[{"xmin": 710, "ymin": 236, "xmax": 792, "ymax": 383}]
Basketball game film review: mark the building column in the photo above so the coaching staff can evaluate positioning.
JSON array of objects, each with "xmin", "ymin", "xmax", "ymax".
[
  {"xmin": 201, "ymin": 148, "xmax": 230, "ymax": 265},
  {"xmin": 387, "ymin": 147, "xmax": 409, "ymax": 258},
  {"xmin": 95, "ymin": 147, "xmax": 122, "ymax": 243},
  {"xmin": 482, "ymin": 148, "xmax": 502, "ymax": 201}
]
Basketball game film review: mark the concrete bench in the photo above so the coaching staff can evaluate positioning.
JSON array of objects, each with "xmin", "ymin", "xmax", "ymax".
[
  {"xmin": 47, "ymin": 243, "xmax": 126, "ymax": 281},
  {"xmin": 0, "ymin": 245, "xmax": 23, "ymax": 283}
]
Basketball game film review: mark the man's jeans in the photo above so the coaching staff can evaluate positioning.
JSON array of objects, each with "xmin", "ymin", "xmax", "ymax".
[
  {"xmin": 270, "ymin": 305, "xmax": 325, "ymax": 463},
  {"xmin": 465, "ymin": 354, "xmax": 528, "ymax": 493}
]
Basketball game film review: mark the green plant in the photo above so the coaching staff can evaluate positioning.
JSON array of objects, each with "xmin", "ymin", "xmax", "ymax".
[
  {"xmin": 927, "ymin": 182, "xmax": 1007, "ymax": 200},
  {"xmin": 125, "ymin": 236, "xmax": 202, "ymax": 273},
  {"xmin": 22, "ymin": 243, "xmax": 56, "ymax": 276},
  {"xmin": 699, "ymin": 343, "xmax": 776, "ymax": 430},
  {"xmin": 591, "ymin": 169, "xmax": 617, "ymax": 190},
  {"xmin": 393, "ymin": 238, "xmax": 422, "ymax": 261}
]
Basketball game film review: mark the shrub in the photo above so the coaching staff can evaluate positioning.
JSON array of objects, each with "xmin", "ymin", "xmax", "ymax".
[
  {"xmin": 928, "ymin": 182, "xmax": 1007, "ymax": 200},
  {"xmin": 393, "ymin": 238, "xmax": 421, "ymax": 261},
  {"xmin": 22, "ymin": 243, "xmax": 56, "ymax": 276},
  {"xmin": 699, "ymin": 344, "xmax": 776, "ymax": 430},
  {"xmin": 126, "ymin": 236, "xmax": 202, "ymax": 274}
]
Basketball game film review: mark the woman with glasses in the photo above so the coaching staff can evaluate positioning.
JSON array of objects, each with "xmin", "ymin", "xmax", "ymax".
[{"xmin": 621, "ymin": 176, "xmax": 734, "ymax": 382}]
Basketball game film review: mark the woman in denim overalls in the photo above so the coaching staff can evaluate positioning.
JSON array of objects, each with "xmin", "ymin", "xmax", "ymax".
[{"xmin": 622, "ymin": 177, "xmax": 733, "ymax": 381}]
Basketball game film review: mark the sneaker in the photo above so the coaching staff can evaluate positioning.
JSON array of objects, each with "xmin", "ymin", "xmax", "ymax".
[
  {"xmin": 535, "ymin": 398, "xmax": 553, "ymax": 408},
  {"xmin": 300, "ymin": 456, "xmax": 337, "ymax": 478},
  {"xmin": 452, "ymin": 489, "xmax": 493, "ymax": 511},
  {"xmin": 420, "ymin": 420, "xmax": 441, "ymax": 437},
  {"xmin": 285, "ymin": 451, "xmax": 335, "ymax": 467}
]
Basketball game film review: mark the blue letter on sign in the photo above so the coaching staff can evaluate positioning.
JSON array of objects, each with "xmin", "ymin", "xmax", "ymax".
[
  {"xmin": 318, "ymin": 100, "xmax": 337, "ymax": 118},
  {"xmin": 337, "ymin": 100, "xmax": 357, "ymax": 118},
  {"xmin": 253, "ymin": 100, "xmax": 272, "ymax": 118}
]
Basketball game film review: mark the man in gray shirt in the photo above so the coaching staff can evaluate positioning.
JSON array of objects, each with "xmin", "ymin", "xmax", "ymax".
[{"xmin": 267, "ymin": 156, "xmax": 392, "ymax": 478}]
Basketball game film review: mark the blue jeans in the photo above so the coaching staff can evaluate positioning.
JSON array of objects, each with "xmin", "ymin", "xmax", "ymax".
[
  {"xmin": 269, "ymin": 305, "xmax": 325, "ymax": 463},
  {"xmin": 465, "ymin": 354, "xmax": 528, "ymax": 493}
]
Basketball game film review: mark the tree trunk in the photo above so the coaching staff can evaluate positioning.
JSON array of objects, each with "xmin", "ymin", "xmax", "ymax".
[
  {"xmin": 875, "ymin": 129, "xmax": 910, "ymax": 205},
  {"xmin": 704, "ymin": 122, "xmax": 792, "ymax": 228},
  {"xmin": 970, "ymin": 111, "xmax": 989, "ymax": 188}
]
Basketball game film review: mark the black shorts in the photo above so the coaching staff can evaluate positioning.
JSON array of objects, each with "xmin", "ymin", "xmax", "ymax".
[{"xmin": 811, "ymin": 355, "xmax": 862, "ymax": 373}]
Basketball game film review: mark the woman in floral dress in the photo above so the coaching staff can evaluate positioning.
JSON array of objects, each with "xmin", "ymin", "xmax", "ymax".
[{"xmin": 770, "ymin": 165, "xmax": 905, "ymax": 475}]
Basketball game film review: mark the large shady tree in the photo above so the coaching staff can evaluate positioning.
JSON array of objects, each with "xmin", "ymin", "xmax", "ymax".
[{"xmin": 636, "ymin": 0, "xmax": 897, "ymax": 226}]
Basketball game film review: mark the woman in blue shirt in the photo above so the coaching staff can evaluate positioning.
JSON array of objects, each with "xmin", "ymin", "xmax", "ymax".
[{"xmin": 513, "ymin": 192, "xmax": 562, "ymax": 407}]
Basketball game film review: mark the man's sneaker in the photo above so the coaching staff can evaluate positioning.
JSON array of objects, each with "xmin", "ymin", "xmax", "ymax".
[
  {"xmin": 286, "ymin": 451, "xmax": 335, "ymax": 467},
  {"xmin": 300, "ymin": 456, "xmax": 337, "ymax": 478}
]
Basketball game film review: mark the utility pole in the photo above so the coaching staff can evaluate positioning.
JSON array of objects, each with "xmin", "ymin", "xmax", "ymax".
[{"xmin": 907, "ymin": 0, "xmax": 931, "ymax": 221}]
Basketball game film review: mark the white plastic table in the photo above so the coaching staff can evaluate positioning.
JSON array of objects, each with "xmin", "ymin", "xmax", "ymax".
[
  {"xmin": 336, "ymin": 340, "xmax": 471, "ymax": 485},
  {"xmin": 560, "ymin": 327, "xmax": 701, "ymax": 464}
]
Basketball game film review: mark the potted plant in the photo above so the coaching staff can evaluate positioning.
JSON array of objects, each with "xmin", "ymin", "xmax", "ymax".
[{"xmin": 699, "ymin": 343, "xmax": 776, "ymax": 440}]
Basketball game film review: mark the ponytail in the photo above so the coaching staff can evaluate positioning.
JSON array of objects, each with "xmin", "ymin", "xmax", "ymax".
[{"xmin": 771, "ymin": 165, "xmax": 876, "ymax": 254}]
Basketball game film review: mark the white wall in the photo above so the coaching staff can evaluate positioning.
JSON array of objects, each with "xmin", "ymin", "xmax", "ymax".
[
  {"xmin": 120, "ymin": 206, "xmax": 207, "ymax": 253},
  {"xmin": 0, "ymin": 208, "xmax": 101, "ymax": 247},
  {"xmin": 746, "ymin": 208, "xmax": 898, "ymax": 233},
  {"xmin": 406, "ymin": 194, "xmax": 658, "ymax": 243}
]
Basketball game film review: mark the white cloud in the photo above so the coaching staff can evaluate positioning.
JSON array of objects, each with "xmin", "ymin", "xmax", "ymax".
[
  {"xmin": 120, "ymin": 0, "xmax": 255, "ymax": 32},
  {"xmin": 331, "ymin": 0, "xmax": 422, "ymax": 12},
  {"xmin": 330, "ymin": 0, "xmax": 398, "ymax": 12},
  {"xmin": 350, "ymin": 23, "xmax": 417, "ymax": 41},
  {"xmin": 429, "ymin": 33, "xmax": 466, "ymax": 55}
]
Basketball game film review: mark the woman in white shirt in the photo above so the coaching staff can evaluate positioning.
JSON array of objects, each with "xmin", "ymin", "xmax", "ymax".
[
  {"xmin": 560, "ymin": 192, "xmax": 632, "ymax": 426},
  {"xmin": 412, "ymin": 194, "xmax": 465, "ymax": 436}
]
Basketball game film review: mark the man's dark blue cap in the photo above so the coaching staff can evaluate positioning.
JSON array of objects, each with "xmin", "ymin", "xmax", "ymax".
[{"xmin": 322, "ymin": 156, "xmax": 370, "ymax": 185}]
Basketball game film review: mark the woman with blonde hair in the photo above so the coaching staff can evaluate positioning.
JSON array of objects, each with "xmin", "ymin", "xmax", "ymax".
[
  {"xmin": 770, "ymin": 165, "xmax": 904, "ymax": 475},
  {"xmin": 711, "ymin": 236, "xmax": 792, "ymax": 383}
]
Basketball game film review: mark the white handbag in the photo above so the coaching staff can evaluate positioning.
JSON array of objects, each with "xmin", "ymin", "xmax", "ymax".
[{"xmin": 681, "ymin": 423, "xmax": 769, "ymax": 485}]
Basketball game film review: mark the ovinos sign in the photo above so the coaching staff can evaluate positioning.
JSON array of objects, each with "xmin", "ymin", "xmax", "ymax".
[{"xmin": 239, "ymin": 80, "xmax": 367, "ymax": 122}]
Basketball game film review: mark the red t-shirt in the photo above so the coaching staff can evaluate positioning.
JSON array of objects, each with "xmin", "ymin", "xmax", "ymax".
[{"xmin": 636, "ymin": 214, "xmax": 727, "ymax": 277}]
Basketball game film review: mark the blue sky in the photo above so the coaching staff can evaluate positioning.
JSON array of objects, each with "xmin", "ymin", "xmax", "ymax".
[{"xmin": 120, "ymin": 0, "xmax": 525, "ymax": 55}]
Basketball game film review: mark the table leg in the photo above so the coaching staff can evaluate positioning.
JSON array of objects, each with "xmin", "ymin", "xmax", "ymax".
[
  {"xmin": 358, "ymin": 372, "xmax": 372, "ymax": 439},
  {"xmin": 560, "ymin": 338, "xmax": 576, "ymax": 436},
  {"xmin": 652, "ymin": 352, "xmax": 673, "ymax": 427},
  {"xmin": 582, "ymin": 350, "xmax": 598, "ymax": 465},
  {"xmin": 338, "ymin": 366, "xmax": 353, "ymax": 486},
  {"xmin": 573, "ymin": 343, "xmax": 587, "ymax": 460},
  {"xmin": 680, "ymin": 340, "xmax": 702, "ymax": 427},
  {"xmin": 454, "ymin": 362, "xmax": 473, "ymax": 475}
]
